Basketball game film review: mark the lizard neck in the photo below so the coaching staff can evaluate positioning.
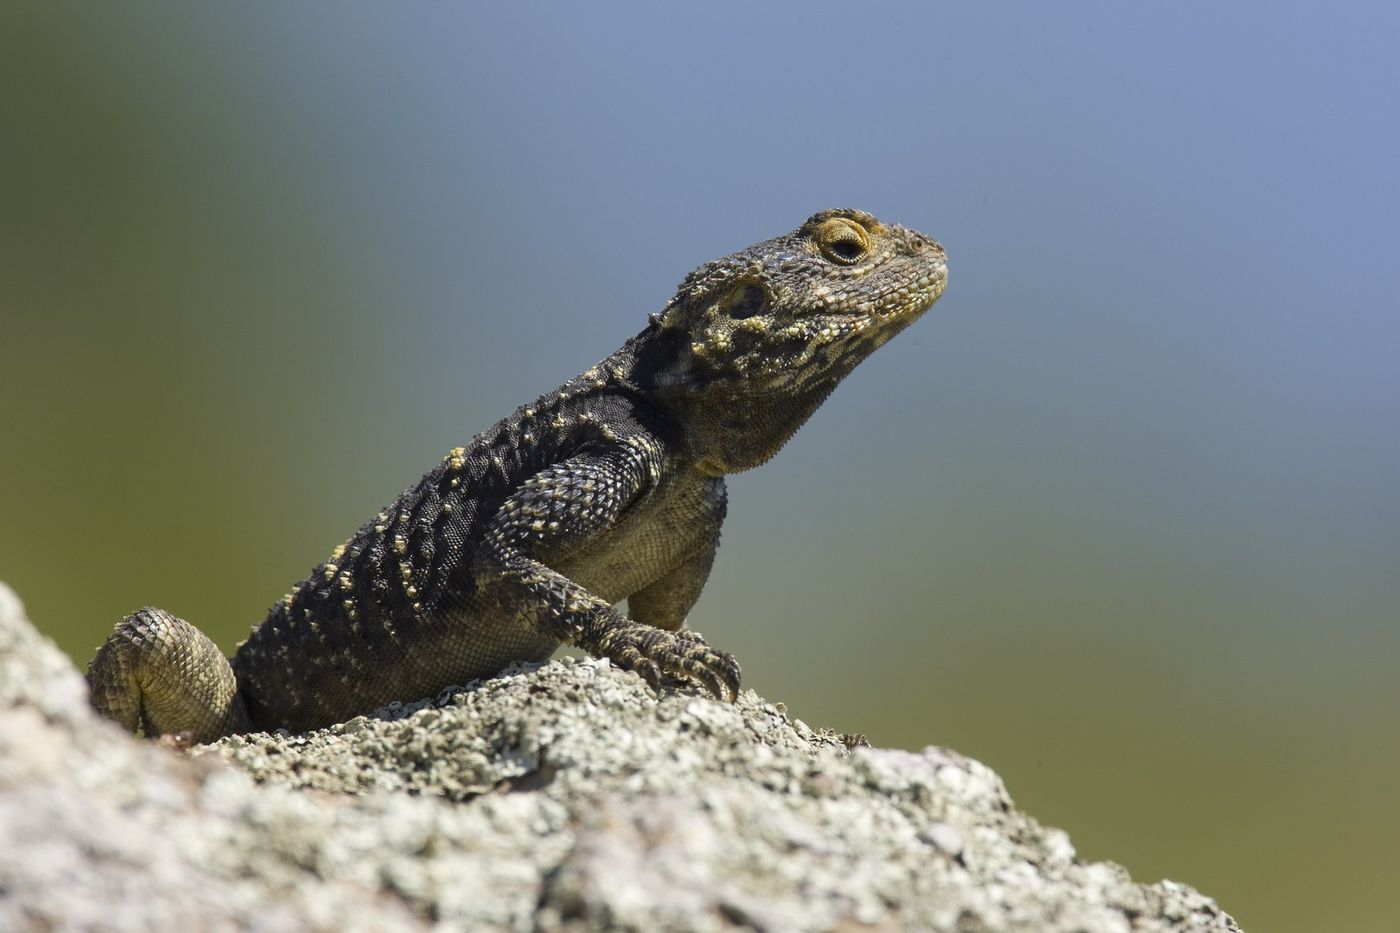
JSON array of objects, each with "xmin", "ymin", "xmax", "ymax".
[{"xmin": 607, "ymin": 322, "xmax": 844, "ymax": 475}]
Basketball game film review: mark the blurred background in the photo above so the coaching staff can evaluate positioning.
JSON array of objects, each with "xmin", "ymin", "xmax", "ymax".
[{"xmin": 2, "ymin": 4, "xmax": 1396, "ymax": 930}]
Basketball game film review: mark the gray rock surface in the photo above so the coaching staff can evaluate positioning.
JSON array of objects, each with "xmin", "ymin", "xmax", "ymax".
[{"xmin": 0, "ymin": 581, "xmax": 1241, "ymax": 932}]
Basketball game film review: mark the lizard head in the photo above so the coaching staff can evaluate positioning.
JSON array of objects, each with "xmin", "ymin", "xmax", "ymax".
[{"xmin": 650, "ymin": 209, "xmax": 948, "ymax": 473}]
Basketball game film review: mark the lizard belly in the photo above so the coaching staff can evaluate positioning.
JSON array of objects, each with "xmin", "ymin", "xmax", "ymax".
[
  {"xmin": 395, "ymin": 597, "xmax": 561, "ymax": 699},
  {"xmin": 235, "ymin": 594, "xmax": 560, "ymax": 733}
]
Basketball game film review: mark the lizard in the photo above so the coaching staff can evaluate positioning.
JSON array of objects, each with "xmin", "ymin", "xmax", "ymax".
[{"xmin": 86, "ymin": 208, "xmax": 949, "ymax": 742}]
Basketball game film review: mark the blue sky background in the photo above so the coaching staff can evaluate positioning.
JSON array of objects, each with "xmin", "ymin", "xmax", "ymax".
[{"xmin": 3, "ymin": 4, "xmax": 1396, "ymax": 930}]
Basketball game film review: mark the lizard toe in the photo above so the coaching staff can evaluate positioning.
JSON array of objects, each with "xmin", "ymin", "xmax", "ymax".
[
  {"xmin": 636, "ymin": 657, "xmax": 663, "ymax": 691},
  {"xmin": 673, "ymin": 642, "xmax": 741, "ymax": 702}
]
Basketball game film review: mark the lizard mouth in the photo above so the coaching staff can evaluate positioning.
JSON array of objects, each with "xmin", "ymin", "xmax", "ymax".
[
  {"xmin": 892, "ymin": 258, "xmax": 948, "ymax": 317},
  {"xmin": 856, "ymin": 255, "xmax": 947, "ymax": 329},
  {"xmin": 891, "ymin": 229, "xmax": 949, "ymax": 311},
  {"xmin": 827, "ymin": 248, "xmax": 946, "ymax": 355}
]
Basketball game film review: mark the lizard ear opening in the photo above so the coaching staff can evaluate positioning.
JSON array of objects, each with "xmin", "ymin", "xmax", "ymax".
[{"xmin": 724, "ymin": 283, "xmax": 768, "ymax": 320}]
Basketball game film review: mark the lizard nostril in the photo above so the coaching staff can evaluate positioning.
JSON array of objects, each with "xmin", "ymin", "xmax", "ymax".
[{"xmin": 908, "ymin": 231, "xmax": 939, "ymax": 255}]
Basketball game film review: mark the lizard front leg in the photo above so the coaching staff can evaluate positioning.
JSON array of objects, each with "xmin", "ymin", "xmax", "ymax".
[
  {"xmin": 627, "ymin": 475, "xmax": 726, "ymax": 632},
  {"xmin": 478, "ymin": 440, "xmax": 740, "ymax": 701}
]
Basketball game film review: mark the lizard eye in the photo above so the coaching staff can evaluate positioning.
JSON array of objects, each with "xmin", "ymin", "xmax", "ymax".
[
  {"xmin": 725, "ymin": 283, "xmax": 768, "ymax": 319},
  {"xmin": 815, "ymin": 217, "xmax": 870, "ymax": 265}
]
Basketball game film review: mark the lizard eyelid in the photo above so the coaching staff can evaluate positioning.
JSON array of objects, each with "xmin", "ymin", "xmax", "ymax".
[{"xmin": 815, "ymin": 217, "xmax": 871, "ymax": 265}]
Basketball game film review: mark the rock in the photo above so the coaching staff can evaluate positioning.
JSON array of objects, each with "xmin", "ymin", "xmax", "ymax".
[{"xmin": 0, "ymin": 581, "xmax": 1241, "ymax": 932}]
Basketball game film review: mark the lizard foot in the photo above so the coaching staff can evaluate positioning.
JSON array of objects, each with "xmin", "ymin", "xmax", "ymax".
[{"xmin": 584, "ymin": 619, "xmax": 740, "ymax": 702}]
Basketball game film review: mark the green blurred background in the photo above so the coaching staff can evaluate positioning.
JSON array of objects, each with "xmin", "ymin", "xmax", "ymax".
[{"xmin": 3, "ymin": 4, "xmax": 1396, "ymax": 930}]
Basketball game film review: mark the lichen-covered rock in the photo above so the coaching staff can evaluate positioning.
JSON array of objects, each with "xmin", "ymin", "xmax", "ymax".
[{"xmin": 0, "ymin": 581, "xmax": 1241, "ymax": 932}]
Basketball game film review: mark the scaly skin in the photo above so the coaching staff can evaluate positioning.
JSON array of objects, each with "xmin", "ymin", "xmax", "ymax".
[{"xmin": 87, "ymin": 209, "xmax": 948, "ymax": 741}]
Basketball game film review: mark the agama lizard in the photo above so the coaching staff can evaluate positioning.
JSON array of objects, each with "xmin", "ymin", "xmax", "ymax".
[{"xmin": 87, "ymin": 209, "xmax": 948, "ymax": 741}]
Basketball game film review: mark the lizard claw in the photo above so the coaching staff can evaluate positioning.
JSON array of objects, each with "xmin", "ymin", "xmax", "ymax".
[
  {"xmin": 607, "ymin": 641, "xmax": 662, "ymax": 691},
  {"xmin": 692, "ymin": 659, "xmax": 739, "ymax": 703},
  {"xmin": 636, "ymin": 658, "xmax": 663, "ymax": 692},
  {"xmin": 674, "ymin": 637, "xmax": 740, "ymax": 702}
]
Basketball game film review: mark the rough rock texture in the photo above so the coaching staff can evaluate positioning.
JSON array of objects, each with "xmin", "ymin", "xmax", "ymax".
[{"xmin": 1, "ymin": 581, "xmax": 1242, "ymax": 932}]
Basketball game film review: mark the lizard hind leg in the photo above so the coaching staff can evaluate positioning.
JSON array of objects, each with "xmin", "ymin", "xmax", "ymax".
[{"xmin": 86, "ymin": 608, "xmax": 253, "ymax": 742}]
